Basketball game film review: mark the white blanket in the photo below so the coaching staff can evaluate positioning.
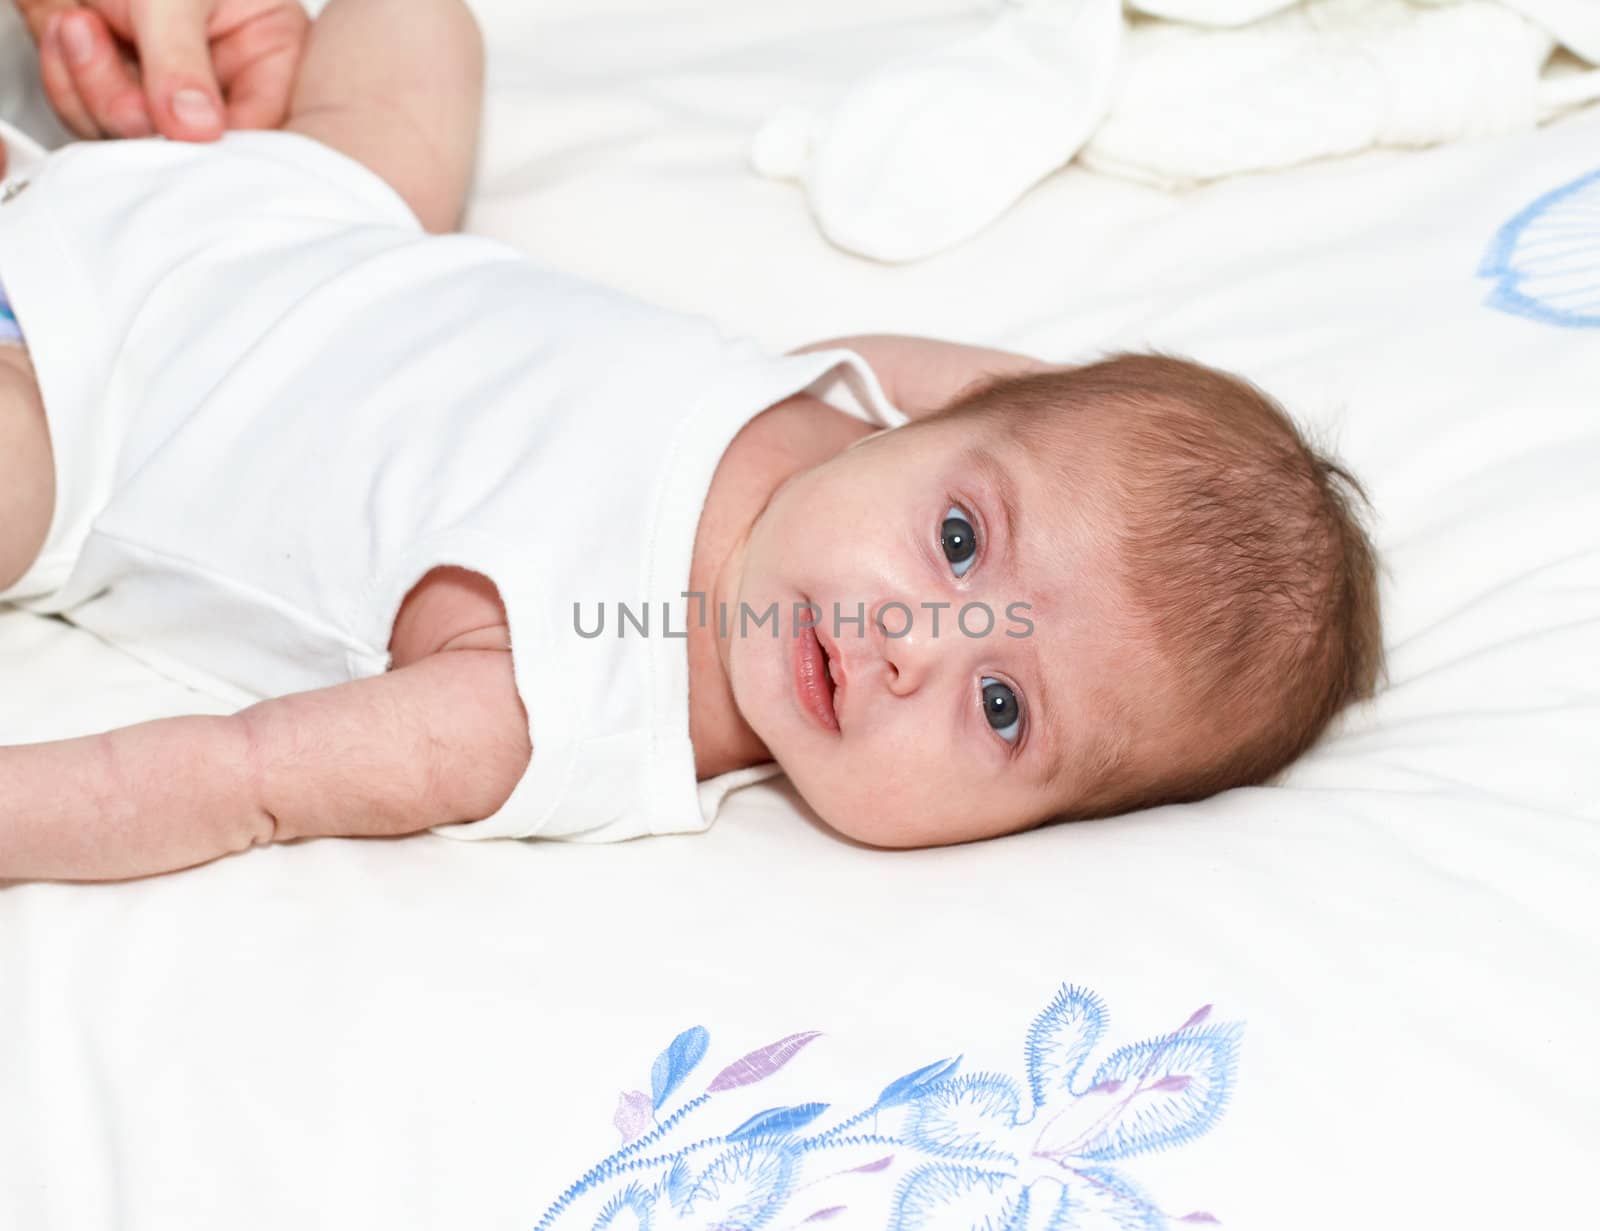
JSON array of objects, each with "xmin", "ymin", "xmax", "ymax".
[
  {"xmin": 2, "ymin": 1, "xmax": 1598, "ymax": 1228},
  {"xmin": 757, "ymin": 0, "xmax": 1600, "ymax": 259},
  {"xmin": 1086, "ymin": 0, "xmax": 1600, "ymax": 186}
]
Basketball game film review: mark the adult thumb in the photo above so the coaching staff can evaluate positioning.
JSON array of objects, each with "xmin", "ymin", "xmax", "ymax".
[{"xmin": 131, "ymin": 0, "xmax": 225, "ymax": 140}]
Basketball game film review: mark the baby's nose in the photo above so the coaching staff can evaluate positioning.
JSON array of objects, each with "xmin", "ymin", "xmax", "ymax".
[{"xmin": 870, "ymin": 598, "xmax": 942, "ymax": 697}]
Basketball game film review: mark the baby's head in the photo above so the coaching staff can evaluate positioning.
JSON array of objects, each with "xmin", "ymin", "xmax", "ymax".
[{"xmin": 726, "ymin": 353, "xmax": 1383, "ymax": 847}]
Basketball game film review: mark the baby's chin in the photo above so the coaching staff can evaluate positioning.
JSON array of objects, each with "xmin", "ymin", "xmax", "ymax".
[
  {"xmin": 789, "ymin": 767, "xmax": 1046, "ymax": 848},
  {"xmin": 774, "ymin": 766, "xmax": 954, "ymax": 849}
]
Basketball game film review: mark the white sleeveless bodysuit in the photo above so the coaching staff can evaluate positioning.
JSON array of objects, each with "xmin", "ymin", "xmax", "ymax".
[{"xmin": 0, "ymin": 130, "xmax": 907, "ymax": 843}]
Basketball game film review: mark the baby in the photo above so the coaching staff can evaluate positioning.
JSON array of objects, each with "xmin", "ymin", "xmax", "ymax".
[{"xmin": 0, "ymin": 0, "xmax": 1382, "ymax": 883}]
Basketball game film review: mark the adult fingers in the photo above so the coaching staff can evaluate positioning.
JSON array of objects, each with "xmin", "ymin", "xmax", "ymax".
[
  {"xmin": 210, "ymin": 5, "xmax": 310, "ymax": 130},
  {"xmin": 15, "ymin": 0, "xmax": 76, "ymax": 45},
  {"xmin": 37, "ymin": 11, "xmax": 100, "ymax": 137},
  {"xmin": 37, "ymin": 12, "xmax": 107, "ymax": 138},
  {"xmin": 21, "ymin": 2, "xmax": 103, "ymax": 138},
  {"xmin": 59, "ymin": 9, "xmax": 155, "ymax": 137},
  {"xmin": 128, "ymin": 0, "xmax": 225, "ymax": 140}
]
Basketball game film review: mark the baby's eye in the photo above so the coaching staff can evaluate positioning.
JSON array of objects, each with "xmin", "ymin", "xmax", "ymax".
[
  {"xmin": 981, "ymin": 676, "xmax": 1023, "ymax": 744},
  {"xmin": 941, "ymin": 505, "xmax": 978, "ymax": 577}
]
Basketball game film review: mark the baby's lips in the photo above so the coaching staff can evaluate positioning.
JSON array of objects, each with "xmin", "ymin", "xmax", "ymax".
[
  {"xmin": 814, "ymin": 622, "xmax": 850, "ymax": 732},
  {"xmin": 814, "ymin": 620, "xmax": 846, "ymax": 689}
]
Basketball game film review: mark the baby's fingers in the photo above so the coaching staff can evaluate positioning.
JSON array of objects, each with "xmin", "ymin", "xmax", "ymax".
[{"xmin": 41, "ymin": 10, "xmax": 153, "ymax": 139}]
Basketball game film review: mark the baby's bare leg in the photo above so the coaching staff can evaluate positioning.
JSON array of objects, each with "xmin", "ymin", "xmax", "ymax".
[{"xmin": 0, "ymin": 346, "xmax": 55, "ymax": 593}]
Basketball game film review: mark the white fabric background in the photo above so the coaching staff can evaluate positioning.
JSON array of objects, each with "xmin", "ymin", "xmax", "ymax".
[{"xmin": 2, "ymin": 2, "xmax": 1597, "ymax": 1228}]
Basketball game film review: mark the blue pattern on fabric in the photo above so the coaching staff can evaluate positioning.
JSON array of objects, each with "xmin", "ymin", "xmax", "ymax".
[
  {"xmin": 1480, "ymin": 167, "xmax": 1600, "ymax": 328},
  {"xmin": 0, "ymin": 280, "xmax": 21, "ymax": 344},
  {"xmin": 534, "ymin": 984, "xmax": 1243, "ymax": 1229}
]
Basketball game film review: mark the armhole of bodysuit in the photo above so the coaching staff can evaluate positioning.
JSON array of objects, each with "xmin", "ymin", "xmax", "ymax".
[
  {"xmin": 363, "ymin": 533, "xmax": 578, "ymax": 841},
  {"xmin": 798, "ymin": 348, "xmax": 910, "ymax": 429}
]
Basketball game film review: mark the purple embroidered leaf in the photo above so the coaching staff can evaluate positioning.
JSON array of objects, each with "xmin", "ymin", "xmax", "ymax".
[
  {"xmin": 651, "ymin": 1026, "xmax": 710, "ymax": 1111},
  {"xmin": 803, "ymin": 1206, "xmax": 848, "ymax": 1222},
  {"xmin": 612, "ymin": 1089, "xmax": 652, "ymax": 1144},
  {"xmin": 876, "ymin": 1056, "xmax": 961, "ymax": 1109},
  {"xmin": 809, "ymin": 1153, "xmax": 894, "ymax": 1191},
  {"xmin": 1181, "ymin": 1005, "xmax": 1213, "ymax": 1032},
  {"xmin": 1026, "ymin": 984, "xmax": 1109, "ymax": 1106},
  {"xmin": 1086, "ymin": 1079, "xmax": 1124, "ymax": 1096},
  {"xmin": 706, "ymin": 1031, "xmax": 822, "ymax": 1092},
  {"xmin": 1078, "ymin": 1023, "xmax": 1244, "ymax": 1161},
  {"xmin": 727, "ymin": 1101, "xmax": 830, "ymax": 1142},
  {"xmin": 1181, "ymin": 1212, "xmax": 1221, "ymax": 1224}
]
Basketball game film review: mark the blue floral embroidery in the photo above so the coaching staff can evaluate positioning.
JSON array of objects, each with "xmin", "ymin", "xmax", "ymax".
[
  {"xmin": 1479, "ymin": 167, "xmax": 1600, "ymax": 328},
  {"xmin": 534, "ymin": 984, "xmax": 1243, "ymax": 1229}
]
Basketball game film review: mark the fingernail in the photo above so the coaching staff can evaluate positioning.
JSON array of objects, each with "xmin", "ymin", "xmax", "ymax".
[
  {"xmin": 61, "ymin": 15, "xmax": 95, "ymax": 66},
  {"xmin": 172, "ymin": 89, "xmax": 220, "ymax": 128}
]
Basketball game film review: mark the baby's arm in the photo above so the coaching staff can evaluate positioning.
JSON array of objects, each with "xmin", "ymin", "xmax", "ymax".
[
  {"xmin": 284, "ymin": 0, "xmax": 483, "ymax": 233},
  {"xmin": 0, "ymin": 649, "xmax": 530, "ymax": 882},
  {"xmin": 789, "ymin": 334, "xmax": 1054, "ymax": 419}
]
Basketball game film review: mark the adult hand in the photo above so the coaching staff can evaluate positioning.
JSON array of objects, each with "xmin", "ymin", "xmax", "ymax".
[{"xmin": 13, "ymin": 0, "xmax": 309, "ymax": 143}]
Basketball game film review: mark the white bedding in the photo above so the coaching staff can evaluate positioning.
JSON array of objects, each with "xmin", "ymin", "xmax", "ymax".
[
  {"xmin": 2, "ymin": 2, "xmax": 1597, "ymax": 1228},
  {"xmin": 751, "ymin": 0, "xmax": 1600, "ymax": 260}
]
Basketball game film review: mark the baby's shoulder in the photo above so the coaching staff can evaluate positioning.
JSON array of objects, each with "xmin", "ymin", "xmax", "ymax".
[
  {"xmin": 739, "ymin": 390, "xmax": 876, "ymax": 467},
  {"xmin": 388, "ymin": 566, "xmax": 510, "ymax": 669}
]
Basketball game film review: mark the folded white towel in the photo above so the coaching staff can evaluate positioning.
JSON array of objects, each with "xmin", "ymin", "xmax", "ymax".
[
  {"xmin": 1132, "ymin": 0, "xmax": 1600, "ymax": 63},
  {"xmin": 1084, "ymin": 0, "xmax": 1594, "ymax": 190},
  {"xmin": 755, "ymin": 0, "xmax": 1600, "ymax": 261},
  {"xmin": 1492, "ymin": 0, "xmax": 1600, "ymax": 62},
  {"xmin": 1128, "ymin": 0, "xmax": 1299, "ymax": 23}
]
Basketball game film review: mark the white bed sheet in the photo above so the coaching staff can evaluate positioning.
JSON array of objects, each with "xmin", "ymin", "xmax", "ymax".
[{"xmin": 2, "ymin": 2, "xmax": 1597, "ymax": 1228}]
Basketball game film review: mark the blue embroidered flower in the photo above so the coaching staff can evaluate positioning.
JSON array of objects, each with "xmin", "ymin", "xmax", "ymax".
[
  {"xmin": 885, "ymin": 990, "xmax": 1240, "ymax": 1229},
  {"xmin": 1480, "ymin": 167, "xmax": 1600, "ymax": 328},
  {"xmin": 534, "ymin": 984, "xmax": 1242, "ymax": 1230}
]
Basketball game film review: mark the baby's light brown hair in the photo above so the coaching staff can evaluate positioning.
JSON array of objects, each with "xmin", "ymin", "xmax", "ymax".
[{"xmin": 938, "ymin": 353, "xmax": 1383, "ymax": 820}]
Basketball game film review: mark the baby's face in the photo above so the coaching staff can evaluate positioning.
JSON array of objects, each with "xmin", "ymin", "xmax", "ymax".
[{"xmin": 723, "ymin": 414, "xmax": 1140, "ymax": 847}]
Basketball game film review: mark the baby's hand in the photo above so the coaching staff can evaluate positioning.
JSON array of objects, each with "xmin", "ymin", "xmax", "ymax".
[{"xmin": 15, "ymin": 0, "xmax": 309, "ymax": 142}]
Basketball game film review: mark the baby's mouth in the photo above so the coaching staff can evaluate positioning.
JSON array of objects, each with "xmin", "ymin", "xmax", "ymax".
[
  {"xmin": 816, "ymin": 624, "xmax": 843, "ymax": 715},
  {"xmin": 795, "ymin": 606, "xmax": 841, "ymax": 732}
]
